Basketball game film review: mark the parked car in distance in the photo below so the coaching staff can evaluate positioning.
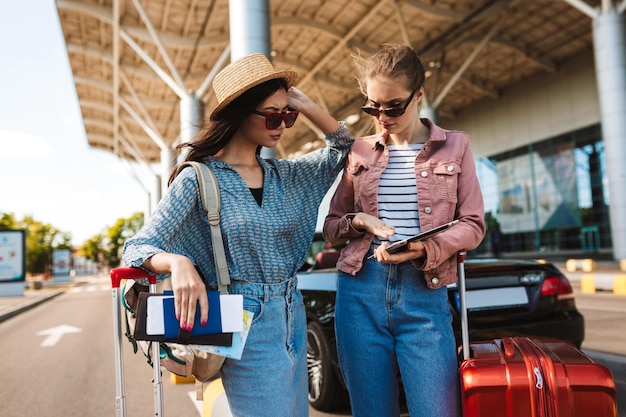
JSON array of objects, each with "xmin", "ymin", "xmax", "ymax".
[{"xmin": 297, "ymin": 233, "xmax": 585, "ymax": 412}]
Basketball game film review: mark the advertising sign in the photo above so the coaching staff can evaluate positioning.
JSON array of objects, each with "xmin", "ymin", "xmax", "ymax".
[
  {"xmin": 0, "ymin": 230, "xmax": 25, "ymax": 283},
  {"xmin": 52, "ymin": 249, "xmax": 72, "ymax": 282}
]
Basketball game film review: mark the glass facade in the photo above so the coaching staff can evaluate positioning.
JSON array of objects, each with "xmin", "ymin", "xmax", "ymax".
[{"xmin": 474, "ymin": 124, "xmax": 611, "ymax": 257}]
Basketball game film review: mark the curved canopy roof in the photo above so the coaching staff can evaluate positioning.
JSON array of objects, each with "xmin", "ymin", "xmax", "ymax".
[{"xmin": 55, "ymin": 0, "xmax": 600, "ymax": 164}]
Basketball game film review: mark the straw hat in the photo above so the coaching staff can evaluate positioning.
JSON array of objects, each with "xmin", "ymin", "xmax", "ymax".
[{"xmin": 210, "ymin": 53, "xmax": 298, "ymax": 118}]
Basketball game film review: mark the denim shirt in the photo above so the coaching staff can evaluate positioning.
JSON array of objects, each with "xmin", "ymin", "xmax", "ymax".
[
  {"xmin": 123, "ymin": 126, "xmax": 353, "ymax": 287},
  {"xmin": 323, "ymin": 119, "xmax": 485, "ymax": 289}
]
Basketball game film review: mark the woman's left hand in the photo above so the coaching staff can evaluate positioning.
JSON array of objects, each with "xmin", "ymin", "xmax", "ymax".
[
  {"xmin": 287, "ymin": 86, "xmax": 311, "ymax": 112},
  {"xmin": 373, "ymin": 240, "xmax": 426, "ymax": 264},
  {"xmin": 287, "ymin": 86, "xmax": 340, "ymax": 134},
  {"xmin": 287, "ymin": 87, "xmax": 339, "ymax": 135}
]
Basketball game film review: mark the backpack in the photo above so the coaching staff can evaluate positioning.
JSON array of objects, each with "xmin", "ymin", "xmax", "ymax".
[{"xmin": 122, "ymin": 161, "xmax": 231, "ymax": 400}]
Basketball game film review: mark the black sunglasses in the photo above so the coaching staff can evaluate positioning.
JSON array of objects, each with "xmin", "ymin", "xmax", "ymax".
[
  {"xmin": 361, "ymin": 88, "xmax": 419, "ymax": 118},
  {"xmin": 252, "ymin": 110, "xmax": 299, "ymax": 129}
]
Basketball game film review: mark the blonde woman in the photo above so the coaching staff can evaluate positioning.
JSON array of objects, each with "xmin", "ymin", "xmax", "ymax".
[{"xmin": 324, "ymin": 45, "xmax": 485, "ymax": 417}]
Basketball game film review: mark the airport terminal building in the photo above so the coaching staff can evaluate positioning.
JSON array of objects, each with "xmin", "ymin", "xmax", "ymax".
[
  {"xmin": 56, "ymin": 0, "xmax": 626, "ymax": 260},
  {"xmin": 456, "ymin": 49, "xmax": 615, "ymax": 258}
]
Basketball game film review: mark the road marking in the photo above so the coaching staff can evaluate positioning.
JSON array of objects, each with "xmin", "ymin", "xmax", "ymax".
[
  {"xmin": 36, "ymin": 325, "xmax": 82, "ymax": 347},
  {"xmin": 187, "ymin": 391, "xmax": 202, "ymax": 416},
  {"xmin": 67, "ymin": 285, "xmax": 109, "ymax": 293}
]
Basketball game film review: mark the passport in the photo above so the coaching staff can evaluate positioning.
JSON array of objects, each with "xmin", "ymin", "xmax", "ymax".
[
  {"xmin": 146, "ymin": 290, "xmax": 243, "ymax": 337},
  {"xmin": 163, "ymin": 290, "xmax": 222, "ymax": 338}
]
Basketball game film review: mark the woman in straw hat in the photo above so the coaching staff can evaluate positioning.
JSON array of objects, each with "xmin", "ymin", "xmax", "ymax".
[{"xmin": 123, "ymin": 53, "xmax": 353, "ymax": 416}]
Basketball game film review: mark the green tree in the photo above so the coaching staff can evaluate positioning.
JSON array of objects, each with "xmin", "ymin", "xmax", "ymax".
[
  {"xmin": 0, "ymin": 212, "xmax": 73, "ymax": 274},
  {"xmin": 1, "ymin": 210, "xmax": 143, "ymax": 274},
  {"xmin": 104, "ymin": 212, "xmax": 144, "ymax": 268},
  {"xmin": 0, "ymin": 212, "xmax": 18, "ymax": 229},
  {"xmin": 78, "ymin": 234, "xmax": 105, "ymax": 270},
  {"xmin": 22, "ymin": 215, "xmax": 72, "ymax": 274}
]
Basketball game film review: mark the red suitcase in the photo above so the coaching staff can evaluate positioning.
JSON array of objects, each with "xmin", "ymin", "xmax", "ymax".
[{"xmin": 456, "ymin": 251, "xmax": 618, "ymax": 417}]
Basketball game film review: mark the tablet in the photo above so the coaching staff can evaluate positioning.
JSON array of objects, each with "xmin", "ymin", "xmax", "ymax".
[{"xmin": 369, "ymin": 220, "xmax": 459, "ymax": 258}]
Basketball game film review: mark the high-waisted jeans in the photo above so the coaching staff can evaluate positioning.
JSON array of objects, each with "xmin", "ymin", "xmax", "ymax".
[
  {"xmin": 335, "ymin": 256, "xmax": 460, "ymax": 417},
  {"xmin": 221, "ymin": 277, "xmax": 308, "ymax": 417}
]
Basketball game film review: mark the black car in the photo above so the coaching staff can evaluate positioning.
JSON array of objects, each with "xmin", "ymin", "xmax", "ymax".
[{"xmin": 297, "ymin": 234, "xmax": 585, "ymax": 412}]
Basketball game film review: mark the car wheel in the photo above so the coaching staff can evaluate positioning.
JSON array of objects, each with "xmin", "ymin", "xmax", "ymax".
[{"xmin": 307, "ymin": 320, "xmax": 349, "ymax": 411}]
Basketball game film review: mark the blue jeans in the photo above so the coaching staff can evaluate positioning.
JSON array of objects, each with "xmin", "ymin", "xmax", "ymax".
[
  {"xmin": 221, "ymin": 277, "xmax": 308, "ymax": 417},
  {"xmin": 335, "ymin": 256, "xmax": 460, "ymax": 417}
]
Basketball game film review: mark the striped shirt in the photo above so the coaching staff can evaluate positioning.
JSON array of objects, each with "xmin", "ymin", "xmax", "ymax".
[{"xmin": 373, "ymin": 143, "xmax": 423, "ymax": 248}]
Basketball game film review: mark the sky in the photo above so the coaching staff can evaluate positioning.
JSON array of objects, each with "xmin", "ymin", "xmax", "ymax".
[{"xmin": 0, "ymin": 1, "xmax": 152, "ymax": 245}]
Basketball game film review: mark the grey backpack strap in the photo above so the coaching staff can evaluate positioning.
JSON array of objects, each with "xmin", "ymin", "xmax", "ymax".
[{"xmin": 175, "ymin": 161, "xmax": 231, "ymax": 294}]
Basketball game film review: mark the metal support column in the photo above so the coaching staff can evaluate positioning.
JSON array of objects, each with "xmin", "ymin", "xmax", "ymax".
[
  {"xmin": 593, "ymin": 9, "xmax": 626, "ymax": 259},
  {"xmin": 228, "ymin": 0, "xmax": 274, "ymax": 158},
  {"xmin": 179, "ymin": 91, "xmax": 205, "ymax": 150},
  {"xmin": 228, "ymin": 0, "xmax": 271, "ymax": 60},
  {"xmin": 152, "ymin": 174, "xmax": 162, "ymax": 216},
  {"xmin": 160, "ymin": 147, "xmax": 175, "ymax": 197},
  {"xmin": 420, "ymin": 104, "xmax": 438, "ymax": 124},
  {"xmin": 165, "ymin": 91, "xmax": 204, "ymax": 199}
]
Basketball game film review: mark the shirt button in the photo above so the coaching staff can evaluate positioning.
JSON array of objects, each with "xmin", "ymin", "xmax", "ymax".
[
  {"xmin": 447, "ymin": 165, "xmax": 454, "ymax": 172},
  {"xmin": 431, "ymin": 277, "xmax": 439, "ymax": 285},
  {"xmin": 424, "ymin": 207, "xmax": 432, "ymax": 214},
  {"xmin": 421, "ymin": 171, "xmax": 428, "ymax": 177}
]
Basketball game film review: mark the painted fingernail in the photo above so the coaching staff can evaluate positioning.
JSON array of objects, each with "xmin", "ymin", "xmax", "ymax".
[
  {"xmin": 201, "ymin": 320, "xmax": 207, "ymax": 327},
  {"xmin": 186, "ymin": 324, "xmax": 193, "ymax": 332},
  {"xmin": 180, "ymin": 321, "xmax": 186, "ymax": 329}
]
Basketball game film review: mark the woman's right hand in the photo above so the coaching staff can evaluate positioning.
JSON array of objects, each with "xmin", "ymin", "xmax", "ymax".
[
  {"xmin": 144, "ymin": 253, "xmax": 208, "ymax": 332},
  {"xmin": 352, "ymin": 212, "xmax": 395, "ymax": 238}
]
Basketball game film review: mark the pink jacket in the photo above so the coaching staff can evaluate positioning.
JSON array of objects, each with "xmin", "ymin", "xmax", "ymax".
[{"xmin": 323, "ymin": 119, "xmax": 485, "ymax": 289}]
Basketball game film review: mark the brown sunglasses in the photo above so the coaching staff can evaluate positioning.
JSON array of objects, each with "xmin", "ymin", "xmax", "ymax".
[{"xmin": 252, "ymin": 110, "xmax": 299, "ymax": 129}]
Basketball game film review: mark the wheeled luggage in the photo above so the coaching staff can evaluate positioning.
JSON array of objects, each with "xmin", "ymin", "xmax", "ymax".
[
  {"xmin": 456, "ymin": 251, "xmax": 618, "ymax": 417},
  {"xmin": 111, "ymin": 267, "xmax": 164, "ymax": 417}
]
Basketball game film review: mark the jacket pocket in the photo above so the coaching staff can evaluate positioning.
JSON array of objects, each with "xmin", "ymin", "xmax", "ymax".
[
  {"xmin": 347, "ymin": 161, "xmax": 371, "ymax": 211},
  {"xmin": 346, "ymin": 160, "xmax": 369, "ymax": 176},
  {"xmin": 433, "ymin": 161, "xmax": 461, "ymax": 203}
]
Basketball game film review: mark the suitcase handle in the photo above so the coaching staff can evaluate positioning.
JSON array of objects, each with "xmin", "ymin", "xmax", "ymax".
[
  {"xmin": 502, "ymin": 337, "xmax": 516, "ymax": 358},
  {"xmin": 457, "ymin": 253, "xmax": 520, "ymax": 360},
  {"xmin": 110, "ymin": 267, "xmax": 157, "ymax": 288},
  {"xmin": 110, "ymin": 267, "xmax": 162, "ymax": 417},
  {"xmin": 457, "ymin": 250, "xmax": 470, "ymax": 360}
]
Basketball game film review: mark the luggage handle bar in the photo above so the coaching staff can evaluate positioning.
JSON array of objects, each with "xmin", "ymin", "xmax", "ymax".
[
  {"xmin": 457, "ymin": 253, "xmax": 518, "ymax": 361},
  {"xmin": 110, "ymin": 267, "xmax": 163, "ymax": 417},
  {"xmin": 457, "ymin": 251, "xmax": 470, "ymax": 361},
  {"xmin": 111, "ymin": 267, "xmax": 157, "ymax": 288}
]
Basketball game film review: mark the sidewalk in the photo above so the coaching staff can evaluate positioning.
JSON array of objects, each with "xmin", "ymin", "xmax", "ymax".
[
  {"xmin": 554, "ymin": 259, "xmax": 625, "ymax": 276},
  {"xmin": 0, "ymin": 277, "xmax": 91, "ymax": 323},
  {"xmin": 552, "ymin": 260, "xmax": 626, "ymax": 294}
]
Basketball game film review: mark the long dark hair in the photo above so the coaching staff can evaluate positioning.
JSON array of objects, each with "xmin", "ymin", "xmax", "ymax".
[{"xmin": 168, "ymin": 78, "xmax": 289, "ymax": 185}]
